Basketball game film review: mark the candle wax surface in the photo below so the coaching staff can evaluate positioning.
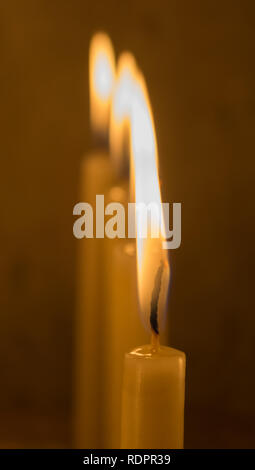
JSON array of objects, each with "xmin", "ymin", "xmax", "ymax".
[{"xmin": 121, "ymin": 344, "xmax": 186, "ymax": 449}]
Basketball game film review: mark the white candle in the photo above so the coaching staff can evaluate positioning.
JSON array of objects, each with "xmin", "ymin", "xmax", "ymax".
[
  {"xmin": 101, "ymin": 183, "xmax": 147, "ymax": 448},
  {"xmin": 120, "ymin": 65, "xmax": 186, "ymax": 449},
  {"xmin": 73, "ymin": 33, "xmax": 115, "ymax": 448}
]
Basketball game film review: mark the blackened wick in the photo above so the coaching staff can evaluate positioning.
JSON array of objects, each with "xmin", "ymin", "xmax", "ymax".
[{"xmin": 150, "ymin": 260, "xmax": 164, "ymax": 335}]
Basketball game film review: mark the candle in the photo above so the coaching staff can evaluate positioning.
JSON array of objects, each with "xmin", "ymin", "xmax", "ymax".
[
  {"xmin": 102, "ymin": 187, "xmax": 148, "ymax": 448},
  {"xmin": 73, "ymin": 33, "xmax": 115, "ymax": 448},
  {"xmin": 120, "ymin": 68, "xmax": 186, "ymax": 448},
  {"xmin": 74, "ymin": 155, "xmax": 113, "ymax": 449}
]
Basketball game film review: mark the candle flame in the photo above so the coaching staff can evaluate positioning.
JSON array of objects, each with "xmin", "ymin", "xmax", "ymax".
[
  {"xmin": 89, "ymin": 33, "xmax": 115, "ymax": 138},
  {"xmin": 110, "ymin": 49, "xmax": 170, "ymax": 334},
  {"xmin": 130, "ymin": 74, "xmax": 170, "ymax": 335}
]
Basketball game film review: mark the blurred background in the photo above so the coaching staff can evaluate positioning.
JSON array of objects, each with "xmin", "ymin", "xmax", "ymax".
[{"xmin": 1, "ymin": 0, "xmax": 255, "ymax": 448}]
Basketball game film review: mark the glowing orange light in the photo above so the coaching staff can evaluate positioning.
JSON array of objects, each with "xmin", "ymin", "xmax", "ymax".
[
  {"xmin": 89, "ymin": 32, "xmax": 115, "ymax": 137},
  {"xmin": 109, "ymin": 52, "xmax": 137, "ymax": 177}
]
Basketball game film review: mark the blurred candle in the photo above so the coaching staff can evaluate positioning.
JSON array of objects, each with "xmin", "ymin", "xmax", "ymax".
[
  {"xmin": 102, "ymin": 55, "xmax": 139, "ymax": 448},
  {"xmin": 120, "ymin": 71, "xmax": 186, "ymax": 449},
  {"xmin": 73, "ymin": 33, "xmax": 115, "ymax": 448},
  {"xmin": 102, "ymin": 188, "xmax": 148, "ymax": 449}
]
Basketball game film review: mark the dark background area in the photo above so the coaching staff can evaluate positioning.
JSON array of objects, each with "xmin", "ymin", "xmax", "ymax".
[{"xmin": 0, "ymin": 0, "xmax": 255, "ymax": 448}]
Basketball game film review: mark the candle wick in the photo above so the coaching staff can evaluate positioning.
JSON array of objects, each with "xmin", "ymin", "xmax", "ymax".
[
  {"xmin": 151, "ymin": 330, "xmax": 160, "ymax": 351},
  {"xmin": 150, "ymin": 259, "xmax": 164, "ymax": 337}
]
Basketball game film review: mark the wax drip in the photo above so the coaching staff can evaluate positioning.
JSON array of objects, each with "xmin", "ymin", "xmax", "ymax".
[{"xmin": 150, "ymin": 260, "xmax": 164, "ymax": 335}]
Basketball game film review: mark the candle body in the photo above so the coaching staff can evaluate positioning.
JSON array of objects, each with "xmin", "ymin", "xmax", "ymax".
[
  {"xmin": 121, "ymin": 345, "xmax": 185, "ymax": 449},
  {"xmin": 74, "ymin": 152, "xmax": 113, "ymax": 448},
  {"xmin": 103, "ymin": 240, "xmax": 148, "ymax": 448}
]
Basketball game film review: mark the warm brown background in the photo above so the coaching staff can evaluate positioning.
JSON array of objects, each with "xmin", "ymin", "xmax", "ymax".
[{"xmin": 0, "ymin": 0, "xmax": 255, "ymax": 448}]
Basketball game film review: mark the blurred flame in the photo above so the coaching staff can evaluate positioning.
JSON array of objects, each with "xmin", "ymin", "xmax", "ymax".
[
  {"xmin": 89, "ymin": 33, "xmax": 115, "ymax": 137},
  {"xmin": 110, "ymin": 53, "xmax": 137, "ymax": 176}
]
